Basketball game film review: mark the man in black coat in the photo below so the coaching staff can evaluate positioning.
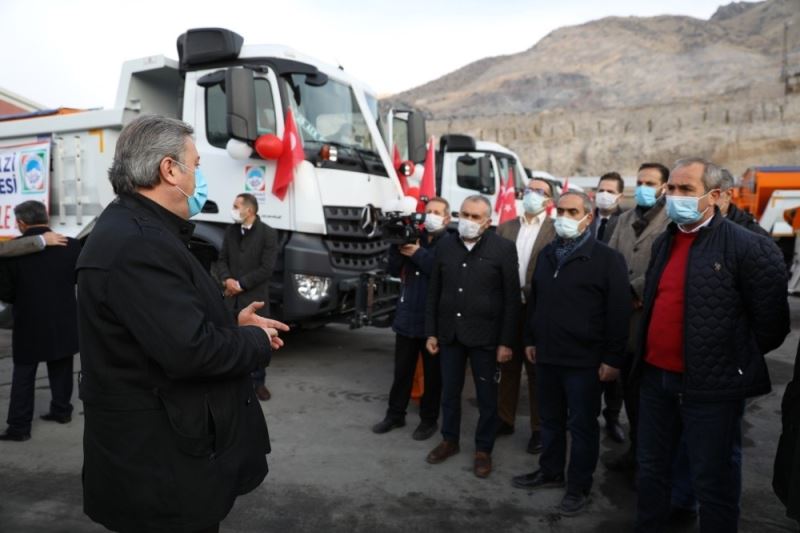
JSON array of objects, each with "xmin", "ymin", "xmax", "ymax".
[
  {"xmin": 634, "ymin": 158, "xmax": 790, "ymax": 532},
  {"xmin": 76, "ymin": 115, "xmax": 288, "ymax": 533},
  {"xmin": 372, "ymin": 196, "xmax": 450, "ymax": 441},
  {"xmin": 511, "ymin": 191, "xmax": 631, "ymax": 516},
  {"xmin": 218, "ymin": 192, "xmax": 279, "ymax": 401},
  {"xmin": 0, "ymin": 201, "xmax": 81, "ymax": 441},
  {"xmin": 425, "ymin": 195, "xmax": 520, "ymax": 479}
]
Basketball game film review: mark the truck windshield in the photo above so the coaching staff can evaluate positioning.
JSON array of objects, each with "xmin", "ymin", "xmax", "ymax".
[{"xmin": 283, "ymin": 74, "xmax": 377, "ymax": 155}]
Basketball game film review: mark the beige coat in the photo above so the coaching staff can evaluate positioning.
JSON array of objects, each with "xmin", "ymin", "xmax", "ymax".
[
  {"xmin": 497, "ymin": 215, "xmax": 556, "ymax": 299},
  {"xmin": 607, "ymin": 203, "xmax": 670, "ymax": 353}
]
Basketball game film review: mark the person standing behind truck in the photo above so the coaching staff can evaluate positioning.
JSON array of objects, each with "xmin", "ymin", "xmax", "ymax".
[
  {"xmin": 218, "ymin": 193, "xmax": 279, "ymax": 401},
  {"xmin": 495, "ymin": 177, "xmax": 557, "ymax": 455},
  {"xmin": 0, "ymin": 201, "xmax": 80, "ymax": 442},
  {"xmin": 372, "ymin": 197, "xmax": 451, "ymax": 441}
]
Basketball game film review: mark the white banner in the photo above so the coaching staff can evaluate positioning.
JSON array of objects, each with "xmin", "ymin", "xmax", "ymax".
[{"xmin": 0, "ymin": 142, "xmax": 50, "ymax": 237}]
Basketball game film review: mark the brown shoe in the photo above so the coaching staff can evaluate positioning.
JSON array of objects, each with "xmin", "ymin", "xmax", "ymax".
[
  {"xmin": 426, "ymin": 440, "xmax": 460, "ymax": 464},
  {"xmin": 256, "ymin": 385, "xmax": 271, "ymax": 401},
  {"xmin": 474, "ymin": 451, "xmax": 492, "ymax": 478}
]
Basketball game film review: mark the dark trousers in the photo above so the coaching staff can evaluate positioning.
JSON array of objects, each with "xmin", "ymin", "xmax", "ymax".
[
  {"xmin": 537, "ymin": 363, "xmax": 601, "ymax": 495},
  {"xmin": 386, "ymin": 334, "xmax": 441, "ymax": 423},
  {"xmin": 440, "ymin": 343, "xmax": 498, "ymax": 452},
  {"xmin": 251, "ymin": 366, "xmax": 266, "ymax": 387},
  {"xmin": 636, "ymin": 364, "xmax": 744, "ymax": 533},
  {"xmin": 7, "ymin": 356, "xmax": 74, "ymax": 434},
  {"xmin": 621, "ymin": 352, "xmax": 641, "ymax": 447},
  {"xmin": 602, "ymin": 378, "xmax": 623, "ymax": 421},
  {"xmin": 497, "ymin": 302, "xmax": 539, "ymax": 432}
]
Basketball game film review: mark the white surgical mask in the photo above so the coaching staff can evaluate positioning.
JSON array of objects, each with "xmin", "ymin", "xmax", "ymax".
[
  {"xmin": 554, "ymin": 214, "xmax": 589, "ymax": 239},
  {"xmin": 231, "ymin": 208, "xmax": 244, "ymax": 224},
  {"xmin": 458, "ymin": 218, "xmax": 483, "ymax": 240},
  {"xmin": 595, "ymin": 191, "xmax": 620, "ymax": 210},
  {"xmin": 424, "ymin": 213, "xmax": 445, "ymax": 233},
  {"xmin": 523, "ymin": 191, "xmax": 547, "ymax": 214}
]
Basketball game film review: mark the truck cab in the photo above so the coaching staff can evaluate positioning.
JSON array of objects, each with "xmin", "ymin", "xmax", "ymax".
[{"xmin": 0, "ymin": 28, "xmax": 406, "ymax": 327}]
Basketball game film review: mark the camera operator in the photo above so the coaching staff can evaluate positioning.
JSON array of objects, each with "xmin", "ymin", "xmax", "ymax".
[{"xmin": 372, "ymin": 197, "xmax": 452, "ymax": 441}]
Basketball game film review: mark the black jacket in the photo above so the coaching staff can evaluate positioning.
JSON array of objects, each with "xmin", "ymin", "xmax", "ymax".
[
  {"xmin": 525, "ymin": 233, "xmax": 631, "ymax": 368},
  {"xmin": 218, "ymin": 216, "xmax": 279, "ymax": 316},
  {"xmin": 726, "ymin": 203, "xmax": 770, "ymax": 237},
  {"xmin": 0, "ymin": 226, "xmax": 80, "ymax": 365},
  {"xmin": 774, "ymin": 339, "xmax": 800, "ymax": 521},
  {"xmin": 591, "ymin": 206, "xmax": 623, "ymax": 243},
  {"xmin": 76, "ymin": 194, "xmax": 271, "ymax": 533},
  {"xmin": 635, "ymin": 213, "xmax": 790, "ymax": 401},
  {"xmin": 388, "ymin": 229, "xmax": 448, "ymax": 338},
  {"xmin": 425, "ymin": 230, "xmax": 520, "ymax": 348}
]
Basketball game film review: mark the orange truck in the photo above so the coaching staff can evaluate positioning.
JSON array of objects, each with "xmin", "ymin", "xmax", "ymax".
[{"xmin": 734, "ymin": 166, "xmax": 800, "ymax": 291}]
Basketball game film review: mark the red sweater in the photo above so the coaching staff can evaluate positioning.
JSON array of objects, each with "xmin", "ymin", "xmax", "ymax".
[{"xmin": 645, "ymin": 231, "xmax": 698, "ymax": 373}]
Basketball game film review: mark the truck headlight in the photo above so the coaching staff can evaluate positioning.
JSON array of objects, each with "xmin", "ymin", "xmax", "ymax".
[{"xmin": 293, "ymin": 274, "xmax": 331, "ymax": 302}]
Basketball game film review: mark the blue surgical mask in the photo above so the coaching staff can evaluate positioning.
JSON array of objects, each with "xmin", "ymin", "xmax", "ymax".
[
  {"xmin": 554, "ymin": 214, "xmax": 588, "ymax": 239},
  {"xmin": 523, "ymin": 191, "xmax": 547, "ymax": 214},
  {"xmin": 173, "ymin": 160, "xmax": 208, "ymax": 218},
  {"xmin": 635, "ymin": 185, "xmax": 659, "ymax": 207},
  {"xmin": 666, "ymin": 192, "xmax": 712, "ymax": 225}
]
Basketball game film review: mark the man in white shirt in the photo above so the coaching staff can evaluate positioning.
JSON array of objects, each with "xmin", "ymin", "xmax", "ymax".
[{"xmin": 496, "ymin": 178, "xmax": 557, "ymax": 454}]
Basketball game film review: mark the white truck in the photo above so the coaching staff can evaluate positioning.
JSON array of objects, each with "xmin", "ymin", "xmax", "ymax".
[
  {"xmin": 386, "ymin": 114, "xmax": 529, "ymax": 223},
  {"xmin": 0, "ymin": 27, "xmax": 414, "ymax": 327}
]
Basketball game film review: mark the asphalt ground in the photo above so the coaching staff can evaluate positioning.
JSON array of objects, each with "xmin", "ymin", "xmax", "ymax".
[{"xmin": 1, "ymin": 301, "xmax": 800, "ymax": 532}]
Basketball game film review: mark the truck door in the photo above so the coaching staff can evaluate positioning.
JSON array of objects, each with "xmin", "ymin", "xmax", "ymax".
[{"xmin": 189, "ymin": 67, "xmax": 292, "ymax": 231}]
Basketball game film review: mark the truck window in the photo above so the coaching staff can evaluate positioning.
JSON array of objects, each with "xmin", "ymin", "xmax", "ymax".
[
  {"xmin": 205, "ymin": 78, "xmax": 276, "ymax": 149},
  {"xmin": 457, "ymin": 155, "xmax": 495, "ymax": 194}
]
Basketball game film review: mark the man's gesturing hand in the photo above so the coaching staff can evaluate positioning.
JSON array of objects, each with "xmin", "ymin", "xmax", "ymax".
[
  {"xmin": 525, "ymin": 346, "xmax": 536, "ymax": 364},
  {"xmin": 238, "ymin": 301, "xmax": 290, "ymax": 350}
]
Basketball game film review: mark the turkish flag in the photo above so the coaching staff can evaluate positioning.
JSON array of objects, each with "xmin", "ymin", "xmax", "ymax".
[
  {"xmin": 496, "ymin": 166, "xmax": 518, "ymax": 224},
  {"xmin": 417, "ymin": 136, "xmax": 436, "ymax": 212},
  {"xmin": 272, "ymin": 109, "xmax": 305, "ymax": 201}
]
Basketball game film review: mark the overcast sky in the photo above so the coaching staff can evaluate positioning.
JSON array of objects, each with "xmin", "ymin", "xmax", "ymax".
[{"xmin": 2, "ymin": 0, "xmax": 730, "ymax": 109}]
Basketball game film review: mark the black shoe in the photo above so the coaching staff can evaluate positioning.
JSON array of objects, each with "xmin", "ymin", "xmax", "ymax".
[
  {"xmin": 0, "ymin": 430, "xmax": 31, "ymax": 442},
  {"xmin": 371, "ymin": 417, "xmax": 405, "ymax": 434},
  {"xmin": 412, "ymin": 421, "xmax": 438, "ymax": 441},
  {"xmin": 496, "ymin": 421, "xmax": 515, "ymax": 436},
  {"xmin": 40, "ymin": 413, "xmax": 72, "ymax": 424},
  {"xmin": 604, "ymin": 417, "xmax": 625, "ymax": 443},
  {"xmin": 527, "ymin": 431, "xmax": 543, "ymax": 454},
  {"xmin": 667, "ymin": 506, "xmax": 698, "ymax": 527},
  {"xmin": 559, "ymin": 492, "xmax": 591, "ymax": 516},
  {"xmin": 604, "ymin": 448, "xmax": 637, "ymax": 472},
  {"xmin": 511, "ymin": 469, "xmax": 565, "ymax": 490}
]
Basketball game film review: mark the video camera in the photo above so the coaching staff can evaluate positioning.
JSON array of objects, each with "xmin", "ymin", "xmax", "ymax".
[{"xmin": 360, "ymin": 204, "xmax": 426, "ymax": 245}]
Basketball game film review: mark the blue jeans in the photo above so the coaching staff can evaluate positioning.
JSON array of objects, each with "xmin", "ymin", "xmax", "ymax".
[
  {"xmin": 536, "ymin": 363, "xmax": 601, "ymax": 496},
  {"xmin": 439, "ymin": 343, "xmax": 498, "ymax": 452},
  {"xmin": 636, "ymin": 364, "xmax": 744, "ymax": 532}
]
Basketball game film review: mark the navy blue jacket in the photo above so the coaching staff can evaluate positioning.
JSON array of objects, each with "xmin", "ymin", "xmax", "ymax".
[
  {"xmin": 388, "ymin": 229, "xmax": 448, "ymax": 338},
  {"xmin": 635, "ymin": 213, "xmax": 790, "ymax": 401},
  {"xmin": 525, "ymin": 233, "xmax": 631, "ymax": 369}
]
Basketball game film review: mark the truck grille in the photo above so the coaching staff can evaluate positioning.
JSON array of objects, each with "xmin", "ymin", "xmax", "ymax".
[{"xmin": 323, "ymin": 206, "xmax": 390, "ymax": 271}]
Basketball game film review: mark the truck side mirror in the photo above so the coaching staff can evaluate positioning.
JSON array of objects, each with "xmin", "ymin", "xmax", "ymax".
[
  {"xmin": 406, "ymin": 112, "xmax": 427, "ymax": 164},
  {"xmin": 478, "ymin": 156, "xmax": 496, "ymax": 195},
  {"xmin": 225, "ymin": 67, "xmax": 258, "ymax": 142}
]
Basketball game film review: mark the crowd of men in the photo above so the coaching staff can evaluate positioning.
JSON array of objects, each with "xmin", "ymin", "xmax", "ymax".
[
  {"xmin": 373, "ymin": 158, "xmax": 791, "ymax": 530},
  {"xmin": 0, "ymin": 114, "xmax": 791, "ymax": 533}
]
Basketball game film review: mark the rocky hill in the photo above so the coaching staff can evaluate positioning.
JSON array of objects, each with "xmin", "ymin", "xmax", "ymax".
[{"xmin": 384, "ymin": 0, "xmax": 800, "ymax": 176}]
